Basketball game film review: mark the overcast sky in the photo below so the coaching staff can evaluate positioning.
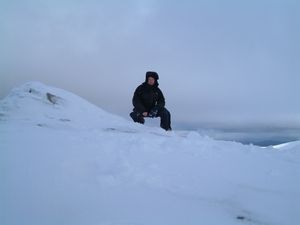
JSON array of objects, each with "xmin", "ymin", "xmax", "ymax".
[{"xmin": 1, "ymin": 0, "xmax": 299, "ymax": 130}]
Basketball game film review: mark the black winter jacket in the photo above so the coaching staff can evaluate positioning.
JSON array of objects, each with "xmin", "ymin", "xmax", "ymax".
[{"xmin": 132, "ymin": 82, "xmax": 165, "ymax": 113}]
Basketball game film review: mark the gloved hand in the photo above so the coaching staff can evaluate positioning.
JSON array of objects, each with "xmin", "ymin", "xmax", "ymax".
[{"xmin": 148, "ymin": 108, "xmax": 158, "ymax": 118}]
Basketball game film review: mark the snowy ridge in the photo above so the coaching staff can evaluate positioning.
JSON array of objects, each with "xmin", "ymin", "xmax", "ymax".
[
  {"xmin": 0, "ymin": 82, "xmax": 299, "ymax": 225},
  {"xmin": 0, "ymin": 81, "xmax": 130, "ymax": 129}
]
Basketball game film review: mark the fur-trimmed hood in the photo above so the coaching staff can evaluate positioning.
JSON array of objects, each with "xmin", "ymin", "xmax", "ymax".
[{"xmin": 145, "ymin": 71, "xmax": 159, "ymax": 87}]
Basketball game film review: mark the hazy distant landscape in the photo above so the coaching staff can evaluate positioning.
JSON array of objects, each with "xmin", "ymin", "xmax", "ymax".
[{"xmin": 145, "ymin": 119, "xmax": 300, "ymax": 146}]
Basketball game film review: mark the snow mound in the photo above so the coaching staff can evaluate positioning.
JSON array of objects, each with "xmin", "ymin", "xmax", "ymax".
[
  {"xmin": 275, "ymin": 140, "xmax": 300, "ymax": 151},
  {"xmin": 0, "ymin": 81, "xmax": 132, "ymax": 130},
  {"xmin": 1, "ymin": 82, "xmax": 300, "ymax": 225}
]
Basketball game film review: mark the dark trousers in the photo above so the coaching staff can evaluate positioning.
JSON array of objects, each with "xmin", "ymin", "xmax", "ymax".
[{"xmin": 130, "ymin": 108, "xmax": 172, "ymax": 131}]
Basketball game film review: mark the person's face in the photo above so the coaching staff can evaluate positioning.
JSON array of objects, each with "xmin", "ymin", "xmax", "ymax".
[{"xmin": 147, "ymin": 77, "xmax": 155, "ymax": 86}]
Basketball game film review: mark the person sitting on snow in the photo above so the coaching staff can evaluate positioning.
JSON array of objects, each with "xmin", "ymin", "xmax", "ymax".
[{"xmin": 130, "ymin": 71, "xmax": 172, "ymax": 131}]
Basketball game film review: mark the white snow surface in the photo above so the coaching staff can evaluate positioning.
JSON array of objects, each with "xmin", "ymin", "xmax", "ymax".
[{"xmin": 0, "ymin": 81, "xmax": 299, "ymax": 225}]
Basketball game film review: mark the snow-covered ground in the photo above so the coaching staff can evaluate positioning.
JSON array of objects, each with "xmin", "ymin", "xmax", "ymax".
[{"xmin": 0, "ymin": 82, "xmax": 299, "ymax": 225}]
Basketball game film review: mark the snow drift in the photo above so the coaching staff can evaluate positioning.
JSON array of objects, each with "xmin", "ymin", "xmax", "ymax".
[{"xmin": 0, "ymin": 81, "xmax": 299, "ymax": 225}]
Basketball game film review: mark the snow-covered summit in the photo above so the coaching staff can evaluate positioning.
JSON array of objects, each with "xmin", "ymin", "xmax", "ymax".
[
  {"xmin": 1, "ymin": 82, "xmax": 299, "ymax": 225},
  {"xmin": 0, "ymin": 81, "xmax": 130, "ymax": 129}
]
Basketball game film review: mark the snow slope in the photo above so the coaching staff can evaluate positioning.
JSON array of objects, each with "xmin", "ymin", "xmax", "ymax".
[{"xmin": 0, "ymin": 82, "xmax": 299, "ymax": 225}]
